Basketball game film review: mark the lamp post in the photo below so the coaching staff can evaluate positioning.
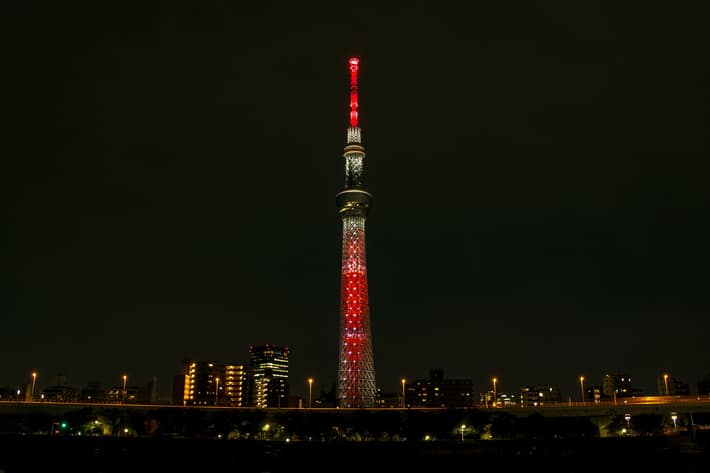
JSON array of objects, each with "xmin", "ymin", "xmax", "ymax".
[
  {"xmin": 663, "ymin": 373, "xmax": 669, "ymax": 396},
  {"xmin": 215, "ymin": 377, "xmax": 220, "ymax": 405},
  {"xmin": 307, "ymin": 377, "xmax": 313, "ymax": 409},
  {"xmin": 401, "ymin": 378, "xmax": 406, "ymax": 408},
  {"xmin": 460, "ymin": 424, "xmax": 466, "ymax": 442},
  {"xmin": 122, "ymin": 374, "xmax": 127, "ymax": 403},
  {"xmin": 262, "ymin": 423, "xmax": 270, "ymax": 441},
  {"xmin": 492, "ymin": 377, "xmax": 497, "ymax": 407},
  {"xmin": 579, "ymin": 376, "xmax": 585, "ymax": 403},
  {"xmin": 30, "ymin": 372, "xmax": 37, "ymax": 401},
  {"xmin": 671, "ymin": 413, "xmax": 678, "ymax": 430}
]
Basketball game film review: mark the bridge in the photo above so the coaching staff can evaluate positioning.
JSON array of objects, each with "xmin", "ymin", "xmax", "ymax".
[{"xmin": 2, "ymin": 394, "xmax": 709, "ymax": 417}]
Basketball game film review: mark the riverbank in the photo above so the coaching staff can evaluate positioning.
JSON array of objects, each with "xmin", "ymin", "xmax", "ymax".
[{"xmin": 0, "ymin": 433, "xmax": 708, "ymax": 473}]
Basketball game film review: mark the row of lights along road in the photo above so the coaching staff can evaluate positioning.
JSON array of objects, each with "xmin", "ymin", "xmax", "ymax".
[{"xmin": 20, "ymin": 371, "xmax": 681, "ymax": 405}]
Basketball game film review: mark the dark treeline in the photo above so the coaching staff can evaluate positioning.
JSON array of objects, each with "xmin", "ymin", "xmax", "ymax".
[
  {"xmin": 1, "ymin": 407, "xmax": 710, "ymax": 472},
  {"xmin": 1, "ymin": 406, "xmax": 709, "ymax": 441}
]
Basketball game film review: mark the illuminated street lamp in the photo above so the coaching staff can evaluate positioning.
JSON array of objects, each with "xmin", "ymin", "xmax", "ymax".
[
  {"xmin": 30, "ymin": 372, "xmax": 37, "ymax": 401},
  {"xmin": 624, "ymin": 413, "xmax": 631, "ymax": 430},
  {"xmin": 663, "ymin": 373, "xmax": 669, "ymax": 396},
  {"xmin": 215, "ymin": 377, "xmax": 220, "ymax": 404},
  {"xmin": 579, "ymin": 376, "xmax": 585, "ymax": 403},
  {"xmin": 122, "ymin": 374, "xmax": 127, "ymax": 403},
  {"xmin": 262, "ymin": 423, "xmax": 270, "ymax": 441},
  {"xmin": 307, "ymin": 377, "xmax": 314, "ymax": 409},
  {"xmin": 401, "ymin": 378, "xmax": 407, "ymax": 408},
  {"xmin": 492, "ymin": 377, "xmax": 498, "ymax": 407},
  {"xmin": 460, "ymin": 424, "xmax": 466, "ymax": 442},
  {"xmin": 671, "ymin": 413, "xmax": 678, "ymax": 430}
]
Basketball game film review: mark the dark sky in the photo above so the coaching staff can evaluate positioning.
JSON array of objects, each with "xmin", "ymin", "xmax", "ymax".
[{"xmin": 6, "ymin": 2, "xmax": 709, "ymax": 401}]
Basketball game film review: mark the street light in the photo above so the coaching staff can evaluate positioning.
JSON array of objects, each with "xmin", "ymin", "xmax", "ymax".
[
  {"xmin": 663, "ymin": 373, "xmax": 669, "ymax": 396},
  {"xmin": 31, "ymin": 372, "xmax": 37, "ymax": 401},
  {"xmin": 122, "ymin": 374, "xmax": 127, "ymax": 403},
  {"xmin": 307, "ymin": 377, "xmax": 314, "ymax": 409},
  {"xmin": 262, "ymin": 423, "xmax": 270, "ymax": 441},
  {"xmin": 624, "ymin": 413, "xmax": 631, "ymax": 431},
  {"xmin": 460, "ymin": 424, "xmax": 466, "ymax": 442},
  {"xmin": 492, "ymin": 377, "xmax": 497, "ymax": 407},
  {"xmin": 671, "ymin": 413, "xmax": 678, "ymax": 430},
  {"xmin": 215, "ymin": 377, "xmax": 220, "ymax": 404},
  {"xmin": 401, "ymin": 378, "xmax": 406, "ymax": 408},
  {"xmin": 579, "ymin": 376, "xmax": 585, "ymax": 403}
]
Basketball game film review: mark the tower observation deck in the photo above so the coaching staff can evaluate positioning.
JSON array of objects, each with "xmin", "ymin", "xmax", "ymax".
[{"xmin": 336, "ymin": 57, "xmax": 376, "ymax": 408}]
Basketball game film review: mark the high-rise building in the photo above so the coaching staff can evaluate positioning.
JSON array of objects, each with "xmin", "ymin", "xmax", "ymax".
[
  {"xmin": 519, "ymin": 385, "xmax": 562, "ymax": 407},
  {"xmin": 225, "ymin": 364, "xmax": 247, "ymax": 407},
  {"xmin": 182, "ymin": 361, "xmax": 224, "ymax": 406},
  {"xmin": 406, "ymin": 369, "xmax": 474, "ymax": 408},
  {"xmin": 602, "ymin": 373, "xmax": 641, "ymax": 399},
  {"xmin": 336, "ymin": 57, "xmax": 377, "ymax": 408},
  {"xmin": 174, "ymin": 361, "xmax": 246, "ymax": 406},
  {"xmin": 248, "ymin": 345, "xmax": 289, "ymax": 408}
]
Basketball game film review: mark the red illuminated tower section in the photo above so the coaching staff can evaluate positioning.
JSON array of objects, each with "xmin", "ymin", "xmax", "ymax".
[{"xmin": 336, "ymin": 57, "xmax": 376, "ymax": 408}]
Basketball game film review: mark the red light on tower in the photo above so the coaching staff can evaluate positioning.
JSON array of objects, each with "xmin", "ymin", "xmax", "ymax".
[{"xmin": 349, "ymin": 57, "xmax": 359, "ymax": 127}]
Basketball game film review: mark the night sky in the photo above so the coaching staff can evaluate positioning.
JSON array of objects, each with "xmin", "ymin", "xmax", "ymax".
[{"xmin": 6, "ymin": 3, "xmax": 709, "ymax": 401}]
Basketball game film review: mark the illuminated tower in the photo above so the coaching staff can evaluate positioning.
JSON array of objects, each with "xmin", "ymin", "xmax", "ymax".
[{"xmin": 336, "ymin": 57, "xmax": 376, "ymax": 408}]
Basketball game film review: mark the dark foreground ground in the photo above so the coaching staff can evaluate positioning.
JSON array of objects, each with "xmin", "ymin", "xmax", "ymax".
[{"xmin": 1, "ymin": 434, "xmax": 709, "ymax": 473}]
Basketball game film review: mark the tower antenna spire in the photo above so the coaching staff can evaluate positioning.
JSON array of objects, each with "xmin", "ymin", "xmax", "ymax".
[{"xmin": 349, "ymin": 57, "xmax": 359, "ymax": 127}]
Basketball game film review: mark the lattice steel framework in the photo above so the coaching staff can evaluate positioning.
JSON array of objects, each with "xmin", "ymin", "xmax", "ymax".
[{"xmin": 336, "ymin": 58, "xmax": 376, "ymax": 407}]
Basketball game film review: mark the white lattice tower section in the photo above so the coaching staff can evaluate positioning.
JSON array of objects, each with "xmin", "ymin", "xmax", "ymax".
[{"xmin": 338, "ymin": 215, "xmax": 376, "ymax": 407}]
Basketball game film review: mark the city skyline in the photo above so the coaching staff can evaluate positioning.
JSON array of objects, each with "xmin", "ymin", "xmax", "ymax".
[
  {"xmin": 4, "ymin": 351, "xmax": 707, "ymax": 405},
  {"xmin": 6, "ymin": 4, "xmax": 708, "ymax": 402}
]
